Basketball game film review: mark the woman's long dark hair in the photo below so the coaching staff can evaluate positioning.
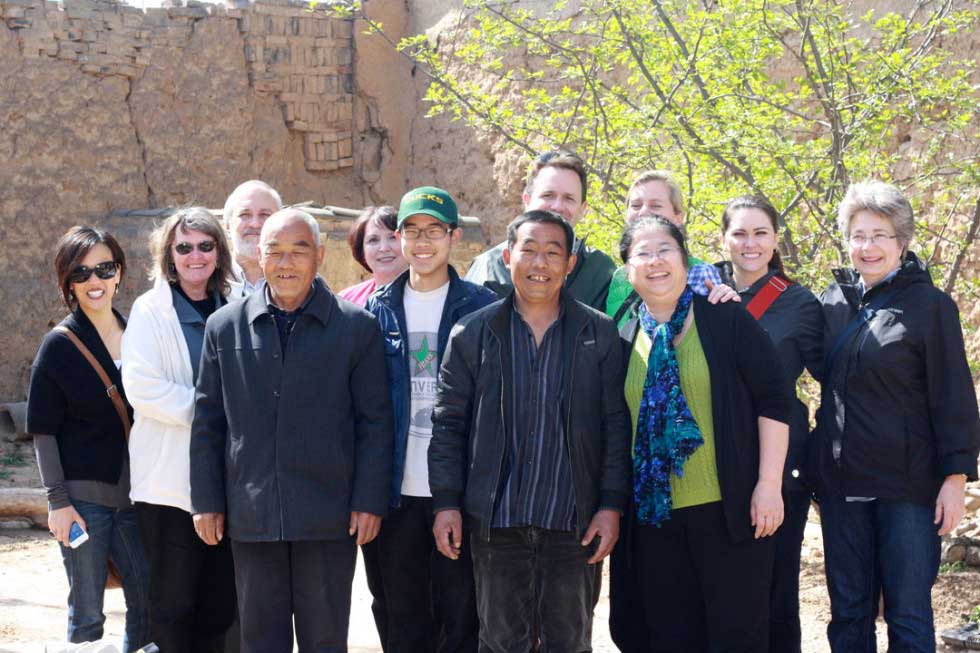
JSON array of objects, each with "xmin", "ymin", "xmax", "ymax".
[{"xmin": 720, "ymin": 195, "xmax": 787, "ymax": 277}]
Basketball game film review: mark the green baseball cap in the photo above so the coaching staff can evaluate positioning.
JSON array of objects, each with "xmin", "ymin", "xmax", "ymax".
[{"xmin": 397, "ymin": 186, "xmax": 458, "ymax": 228}]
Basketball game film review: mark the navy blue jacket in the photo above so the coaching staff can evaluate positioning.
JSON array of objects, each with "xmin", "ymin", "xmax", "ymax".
[
  {"xmin": 190, "ymin": 278, "xmax": 393, "ymax": 542},
  {"xmin": 366, "ymin": 266, "xmax": 497, "ymax": 507}
]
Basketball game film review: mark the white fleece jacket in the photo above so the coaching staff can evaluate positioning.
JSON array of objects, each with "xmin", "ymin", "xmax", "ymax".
[{"xmin": 121, "ymin": 277, "xmax": 197, "ymax": 513}]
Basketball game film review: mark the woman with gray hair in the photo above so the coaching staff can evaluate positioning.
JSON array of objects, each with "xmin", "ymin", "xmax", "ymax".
[
  {"xmin": 811, "ymin": 181, "xmax": 980, "ymax": 651},
  {"xmin": 121, "ymin": 207, "xmax": 238, "ymax": 652}
]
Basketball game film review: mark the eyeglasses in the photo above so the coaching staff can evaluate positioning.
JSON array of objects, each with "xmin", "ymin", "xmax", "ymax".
[
  {"xmin": 628, "ymin": 247, "xmax": 680, "ymax": 264},
  {"xmin": 400, "ymin": 225, "xmax": 453, "ymax": 241},
  {"xmin": 68, "ymin": 261, "xmax": 119, "ymax": 284},
  {"xmin": 848, "ymin": 234, "xmax": 898, "ymax": 247},
  {"xmin": 174, "ymin": 240, "xmax": 217, "ymax": 255}
]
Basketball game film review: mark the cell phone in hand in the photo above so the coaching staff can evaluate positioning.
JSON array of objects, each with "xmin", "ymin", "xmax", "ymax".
[{"xmin": 68, "ymin": 522, "xmax": 89, "ymax": 548}]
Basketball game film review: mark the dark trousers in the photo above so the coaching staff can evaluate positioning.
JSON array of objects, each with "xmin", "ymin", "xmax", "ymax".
[
  {"xmin": 231, "ymin": 538, "xmax": 356, "ymax": 653},
  {"xmin": 634, "ymin": 501, "xmax": 774, "ymax": 653},
  {"xmin": 135, "ymin": 502, "xmax": 237, "ymax": 653},
  {"xmin": 819, "ymin": 498, "xmax": 940, "ymax": 653},
  {"xmin": 769, "ymin": 491, "xmax": 810, "ymax": 653},
  {"xmin": 608, "ymin": 501, "xmax": 648, "ymax": 653},
  {"xmin": 471, "ymin": 526, "xmax": 596, "ymax": 653},
  {"xmin": 361, "ymin": 538, "xmax": 388, "ymax": 650},
  {"xmin": 368, "ymin": 496, "xmax": 478, "ymax": 653}
]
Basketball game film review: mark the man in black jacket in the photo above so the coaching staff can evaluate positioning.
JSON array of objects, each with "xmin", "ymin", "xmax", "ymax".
[
  {"xmin": 429, "ymin": 210, "xmax": 632, "ymax": 651},
  {"xmin": 190, "ymin": 209, "xmax": 393, "ymax": 653}
]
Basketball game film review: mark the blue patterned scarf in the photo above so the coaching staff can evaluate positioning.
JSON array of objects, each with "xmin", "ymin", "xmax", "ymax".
[{"xmin": 633, "ymin": 286, "xmax": 704, "ymax": 526}]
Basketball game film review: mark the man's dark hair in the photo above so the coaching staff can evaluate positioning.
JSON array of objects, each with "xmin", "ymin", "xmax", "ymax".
[
  {"xmin": 524, "ymin": 150, "xmax": 589, "ymax": 205},
  {"xmin": 506, "ymin": 210, "xmax": 576, "ymax": 256},
  {"xmin": 618, "ymin": 215, "xmax": 689, "ymax": 266}
]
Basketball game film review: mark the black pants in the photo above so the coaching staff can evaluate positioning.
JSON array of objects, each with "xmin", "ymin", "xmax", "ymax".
[
  {"xmin": 634, "ymin": 501, "xmax": 774, "ymax": 653},
  {"xmin": 769, "ymin": 491, "xmax": 810, "ymax": 653},
  {"xmin": 608, "ymin": 500, "xmax": 648, "ymax": 653},
  {"xmin": 232, "ymin": 538, "xmax": 356, "ymax": 653},
  {"xmin": 369, "ymin": 495, "xmax": 477, "ymax": 653},
  {"xmin": 135, "ymin": 502, "xmax": 237, "ymax": 653},
  {"xmin": 361, "ymin": 538, "xmax": 388, "ymax": 649},
  {"xmin": 471, "ymin": 526, "xmax": 596, "ymax": 653}
]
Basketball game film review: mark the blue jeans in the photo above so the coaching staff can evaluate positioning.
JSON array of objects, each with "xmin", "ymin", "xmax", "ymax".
[
  {"xmin": 820, "ymin": 498, "xmax": 940, "ymax": 653},
  {"xmin": 59, "ymin": 500, "xmax": 150, "ymax": 653},
  {"xmin": 770, "ymin": 490, "xmax": 811, "ymax": 653}
]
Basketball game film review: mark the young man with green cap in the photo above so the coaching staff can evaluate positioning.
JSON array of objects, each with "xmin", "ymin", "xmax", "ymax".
[{"xmin": 365, "ymin": 186, "xmax": 497, "ymax": 653}]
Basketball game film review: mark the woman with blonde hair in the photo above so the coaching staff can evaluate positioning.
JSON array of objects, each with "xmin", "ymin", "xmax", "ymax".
[{"xmin": 122, "ymin": 207, "xmax": 238, "ymax": 652}]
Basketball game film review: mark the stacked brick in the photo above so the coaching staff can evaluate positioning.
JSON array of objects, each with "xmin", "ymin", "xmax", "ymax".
[
  {"xmin": 239, "ymin": 0, "xmax": 354, "ymax": 171},
  {"xmin": 1, "ymin": 0, "xmax": 355, "ymax": 173}
]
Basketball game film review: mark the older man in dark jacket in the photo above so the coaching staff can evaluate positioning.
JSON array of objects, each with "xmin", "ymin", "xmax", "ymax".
[
  {"xmin": 430, "ymin": 210, "xmax": 631, "ymax": 652},
  {"xmin": 190, "ymin": 209, "xmax": 393, "ymax": 653}
]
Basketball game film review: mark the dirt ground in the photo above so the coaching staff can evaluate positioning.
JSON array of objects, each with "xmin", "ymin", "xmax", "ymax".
[{"xmin": 3, "ymin": 438, "xmax": 980, "ymax": 652}]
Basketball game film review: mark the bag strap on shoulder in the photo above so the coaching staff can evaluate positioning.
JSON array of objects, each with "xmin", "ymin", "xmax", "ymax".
[
  {"xmin": 53, "ymin": 326, "xmax": 130, "ymax": 440},
  {"xmin": 823, "ymin": 288, "xmax": 897, "ymax": 376},
  {"xmin": 745, "ymin": 274, "xmax": 792, "ymax": 320}
]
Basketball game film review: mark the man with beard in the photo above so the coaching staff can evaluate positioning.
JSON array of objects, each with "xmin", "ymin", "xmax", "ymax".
[{"xmin": 223, "ymin": 180, "xmax": 282, "ymax": 298}]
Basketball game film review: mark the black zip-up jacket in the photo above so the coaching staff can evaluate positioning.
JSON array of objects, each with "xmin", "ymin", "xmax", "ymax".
[
  {"xmin": 716, "ymin": 263, "xmax": 824, "ymax": 492},
  {"xmin": 428, "ymin": 290, "xmax": 632, "ymax": 537},
  {"xmin": 811, "ymin": 252, "xmax": 980, "ymax": 504},
  {"xmin": 366, "ymin": 266, "xmax": 498, "ymax": 507}
]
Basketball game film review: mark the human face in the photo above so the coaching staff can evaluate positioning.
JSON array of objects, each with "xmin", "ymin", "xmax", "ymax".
[
  {"xmin": 229, "ymin": 188, "xmax": 278, "ymax": 262},
  {"xmin": 625, "ymin": 227, "xmax": 688, "ymax": 307},
  {"xmin": 259, "ymin": 216, "xmax": 324, "ymax": 311},
  {"xmin": 848, "ymin": 209, "xmax": 904, "ymax": 288},
  {"xmin": 70, "ymin": 243, "xmax": 120, "ymax": 315},
  {"xmin": 626, "ymin": 180, "xmax": 681, "ymax": 226},
  {"xmin": 723, "ymin": 208, "xmax": 778, "ymax": 279},
  {"xmin": 503, "ymin": 221, "xmax": 577, "ymax": 308},
  {"xmin": 172, "ymin": 228, "xmax": 218, "ymax": 295},
  {"xmin": 399, "ymin": 214, "xmax": 459, "ymax": 286},
  {"xmin": 523, "ymin": 167, "xmax": 587, "ymax": 224},
  {"xmin": 363, "ymin": 220, "xmax": 406, "ymax": 285}
]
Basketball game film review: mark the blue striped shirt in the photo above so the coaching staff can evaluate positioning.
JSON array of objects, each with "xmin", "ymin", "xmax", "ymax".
[{"xmin": 491, "ymin": 307, "xmax": 576, "ymax": 531}]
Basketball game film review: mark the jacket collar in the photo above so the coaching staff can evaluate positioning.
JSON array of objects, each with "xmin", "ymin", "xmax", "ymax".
[
  {"xmin": 373, "ymin": 265, "xmax": 470, "ymax": 309},
  {"xmin": 488, "ymin": 287, "xmax": 589, "ymax": 339},
  {"xmin": 831, "ymin": 251, "xmax": 931, "ymax": 306},
  {"xmin": 245, "ymin": 276, "xmax": 335, "ymax": 326}
]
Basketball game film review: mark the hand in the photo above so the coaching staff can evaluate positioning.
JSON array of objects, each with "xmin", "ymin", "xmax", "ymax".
[
  {"xmin": 750, "ymin": 479, "xmax": 783, "ymax": 539},
  {"xmin": 581, "ymin": 509, "xmax": 620, "ymax": 564},
  {"xmin": 935, "ymin": 474, "xmax": 967, "ymax": 536},
  {"xmin": 193, "ymin": 512, "xmax": 225, "ymax": 546},
  {"xmin": 349, "ymin": 511, "xmax": 382, "ymax": 545},
  {"xmin": 432, "ymin": 509, "xmax": 463, "ymax": 560},
  {"xmin": 705, "ymin": 279, "xmax": 741, "ymax": 304},
  {"xmin": 49, "ymin": 505, "xmax": 85, "ymax": 547}
]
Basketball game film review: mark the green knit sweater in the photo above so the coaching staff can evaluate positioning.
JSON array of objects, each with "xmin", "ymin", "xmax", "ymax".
[{"xmin": 625, "ymin": 317, "xmax": 722, "ymax": 509}]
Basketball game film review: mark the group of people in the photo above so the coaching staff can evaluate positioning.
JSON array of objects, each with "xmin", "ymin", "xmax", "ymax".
[{"xmin": 26, "ymin": 150, "xmax": 980, "ymax": 653}]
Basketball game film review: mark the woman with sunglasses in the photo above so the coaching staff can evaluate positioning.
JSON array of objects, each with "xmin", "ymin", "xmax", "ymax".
[
  {"xmin": 27, "ymin": 226, "xmax": 150, "ymax": 651},
  {"xmin": 121, "ymin": 208, "xmax": 238, "ymax": 652}
]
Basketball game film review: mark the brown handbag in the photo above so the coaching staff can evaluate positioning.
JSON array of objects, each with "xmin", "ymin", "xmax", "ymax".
[{"xmin": 54, "ymin": 326, "xmax": 130, "ymax": 590}]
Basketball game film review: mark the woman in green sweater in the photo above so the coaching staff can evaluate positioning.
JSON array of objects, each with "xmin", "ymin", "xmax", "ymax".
[{"xmin": 611, "ymin": 215, "xmax": 792, "ymax": 652}]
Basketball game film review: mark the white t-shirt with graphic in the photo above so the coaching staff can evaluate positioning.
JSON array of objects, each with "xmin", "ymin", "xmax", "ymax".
[{"xmin": 400, "ymin": 281, "xmax": 450, "ymax": 497}]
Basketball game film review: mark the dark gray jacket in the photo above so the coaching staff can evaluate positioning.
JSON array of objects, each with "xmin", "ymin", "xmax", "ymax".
[
  {"xmin": 716, "ymin": 264, "xmax": 824, "ymax": 491},
  {"xmin": 190, "ymin": 278, "xmax": 393, "ymax": 542},
  {"xmin": 428, "ymin": 290, "xmax": 632, "ymax": 537}
]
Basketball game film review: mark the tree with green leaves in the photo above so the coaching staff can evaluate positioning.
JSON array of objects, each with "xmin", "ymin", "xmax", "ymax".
[{"xmin": 318, "ymin": 0, "xmax": 978, "ymax": 298}]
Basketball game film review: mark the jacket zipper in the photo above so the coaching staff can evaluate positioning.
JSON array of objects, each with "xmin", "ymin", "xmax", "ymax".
[
  {"xmin": 564, "ymin": 322, "xmax": 586, "ymax": 532},
  {"xmin": 485, "ymin": 333, "xmax": 506, "ymax": 542}
]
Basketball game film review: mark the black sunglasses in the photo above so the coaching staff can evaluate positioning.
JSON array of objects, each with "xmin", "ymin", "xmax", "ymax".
[
  {"xmin": 68, "ymin": 261, "xmax": 119, "ymax": 284},
  {"xmin": 174, "ymin": 240, "xmax": 217, "ymax": 255}
]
